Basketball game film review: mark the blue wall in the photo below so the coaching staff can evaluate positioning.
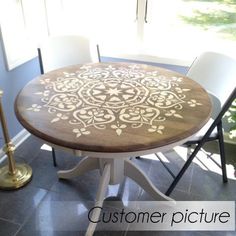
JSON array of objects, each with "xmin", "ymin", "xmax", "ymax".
[
  {"xmin": 0, "ymin": 40, "xmax": 188, "ymax": 148},
  {"xmin": 0, "ymin": 39, "xmax": 41, "ymax": 147},
  {"xmin": 102, "ymin": 57, "xmax": 188, "ymax": 75}
]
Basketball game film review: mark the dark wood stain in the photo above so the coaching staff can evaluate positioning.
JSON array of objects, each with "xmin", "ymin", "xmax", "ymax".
[{"xmin": 15, "ymin": 62, "xmax": 212, "ymax": 153}]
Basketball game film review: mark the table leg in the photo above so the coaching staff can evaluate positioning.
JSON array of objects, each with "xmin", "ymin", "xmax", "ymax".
[
  {"xmin": 124, "ymin": 160, "xmax": 174, "ymax": 201},
  {"xmin": 57, "ymin": 157, "xmax": 100, "ymax": 179},
  {"xmin": 86, "ymin": 163, "xmax": 111, "ymax": 236}
]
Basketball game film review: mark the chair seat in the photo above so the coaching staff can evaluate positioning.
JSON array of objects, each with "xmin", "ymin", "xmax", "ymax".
[{"xmin": 187, "ymin": 118, "xmax": 218, "ymax": 142}]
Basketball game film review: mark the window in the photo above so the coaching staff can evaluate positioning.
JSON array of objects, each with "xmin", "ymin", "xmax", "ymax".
[
  {"xmin": 0, "ymin": 0, "xmax": 47, "ymax": 70},
  {"xmin": 1, "ymin": 0, "xmax": 236, "ymax": 70},
  {"xmin": 142, "ymin": 0, "xmax": 236, "ymax": 64}
]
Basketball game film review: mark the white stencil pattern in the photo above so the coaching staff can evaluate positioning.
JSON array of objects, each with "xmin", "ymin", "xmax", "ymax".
[{"xmin": 28, "ymin": 64, "xmax": 202, "ymax": 137}]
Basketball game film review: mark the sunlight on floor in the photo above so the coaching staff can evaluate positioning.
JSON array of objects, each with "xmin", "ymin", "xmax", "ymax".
[
  {"xmin": 108, "ymin": 184, "xmax": 120, "ymax": 197},
  {"xmin": 41, "ymin": 144, "xmax": 53, "ymax": 151},
  {"xmin": 40, "ymin": 143, "xmax": 236, "ymax": 180},
  {"xmin": 77, "ymin": 204, "xmax": 88, "ymax": 215},
  {"xmin": 174, "ymin": 146, "xmax": 236, "ymax": 180},
  {"xmin": 142, "ymin": 145, "xmax": 236, "ymax": 181},
  {"xmin": 140, "ymin": 153, "xmax": 160, "ymax": 161}
]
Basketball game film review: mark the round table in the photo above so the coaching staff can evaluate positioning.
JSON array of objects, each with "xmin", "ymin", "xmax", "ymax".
[{"xmin": 15, "ymin": 62, "xmax": 212, "ymax": 233}]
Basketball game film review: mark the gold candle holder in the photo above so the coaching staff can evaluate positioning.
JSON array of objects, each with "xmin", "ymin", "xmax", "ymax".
[{"xmin": 0, "ymin": 90, "xmax": 32, "ymax": 190}]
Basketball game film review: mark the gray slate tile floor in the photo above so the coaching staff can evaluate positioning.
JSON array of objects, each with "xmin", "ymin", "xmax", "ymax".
[{"xmin": 0, "ymin": 135, "xmax": 235, "ymax": 236}]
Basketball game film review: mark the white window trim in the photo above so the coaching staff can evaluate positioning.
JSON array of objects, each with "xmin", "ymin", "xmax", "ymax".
[{"xmin": 0, "ymin": 0, "xmax": 48, "ymax": 71}]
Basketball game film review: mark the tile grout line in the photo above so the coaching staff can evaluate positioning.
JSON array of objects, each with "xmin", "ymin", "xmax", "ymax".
[{"xmin": 0, "ymin": 216, "xmax": 21, "ymax": 226}]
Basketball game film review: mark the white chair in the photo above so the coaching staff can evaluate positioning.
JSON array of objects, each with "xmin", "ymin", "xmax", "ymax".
[
  {"xmin": 37, "ymin": 34, "xmax": 101, "ymax": 166},
  {"xmin": 38, "ymin": 34, "xmax": 100, "ymax": 74},
  {"xmin": 164, "ymin": 52, "xmax": 236, "ymax": 195}
]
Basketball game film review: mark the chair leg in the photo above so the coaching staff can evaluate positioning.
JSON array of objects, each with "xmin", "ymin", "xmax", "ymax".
[
  {"xmin": 52, "ymin": 147, "xmax": 57, "ymax": 167},
  {"xmin": 165, "ymin": 139, "xmax": 206, "ymax": 196},
  {"xmin": 217, "ymin": 122, "xmax": 228, "ymax": 183},
  {"xmin": 165, "ymin": 150, "xmax": 196, "ymax": 196}
]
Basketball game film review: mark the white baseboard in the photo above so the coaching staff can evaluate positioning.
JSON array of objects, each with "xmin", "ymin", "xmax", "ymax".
[{"xmin": 0, "ymin": 129, "xmax": 30, "ymax": 163}]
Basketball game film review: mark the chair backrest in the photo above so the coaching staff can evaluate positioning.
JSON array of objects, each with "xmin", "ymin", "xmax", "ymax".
[
  {"xmin": 38, "ymin": 35, "xmax": 100, "ymax": 73},
  {"xmin": 203, "ymin": 87, "xmax": 236, "ymax": 142},
  {"xmin": 187, "ymin": 52, "xmax": 236, "ymax": 109}
]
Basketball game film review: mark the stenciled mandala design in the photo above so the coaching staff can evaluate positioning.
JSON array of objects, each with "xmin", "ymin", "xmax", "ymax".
[{"xmin": 28, "ymin": 64, "xmax": 202, "ymax": 138}]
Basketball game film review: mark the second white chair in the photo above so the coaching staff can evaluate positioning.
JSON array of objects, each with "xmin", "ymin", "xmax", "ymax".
[{"xmin": 165, "ymin": 51, "xmax": 236, "ymax": 195}]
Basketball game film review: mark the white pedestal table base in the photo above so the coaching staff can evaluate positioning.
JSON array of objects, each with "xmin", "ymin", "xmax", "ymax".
[{"xmin": 58, "ymin": 157, "xmax": 174, "ymax": 235}]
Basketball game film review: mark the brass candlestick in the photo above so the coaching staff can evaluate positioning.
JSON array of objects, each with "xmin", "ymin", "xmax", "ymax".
[{"xmin": 0, "ymin": 90, "xmax": 32, "ymax": 190}]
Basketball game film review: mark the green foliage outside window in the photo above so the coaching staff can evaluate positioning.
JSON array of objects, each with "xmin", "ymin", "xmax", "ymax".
[
  {"xmin": 226, "ymin": 99, "xmax": 236, "ymax": 138},
  {"xmin": 180, "ymin": 0, "xmax": 236, "ymax": 40},
  {"xmin": 180, "ymin": 0, "xmax": 236, "ymax": 139}
]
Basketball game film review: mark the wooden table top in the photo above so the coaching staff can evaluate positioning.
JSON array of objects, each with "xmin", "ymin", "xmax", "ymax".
[{"xmin": 15, "ymin": 62, "xmax": 212, "ymax": 153}]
